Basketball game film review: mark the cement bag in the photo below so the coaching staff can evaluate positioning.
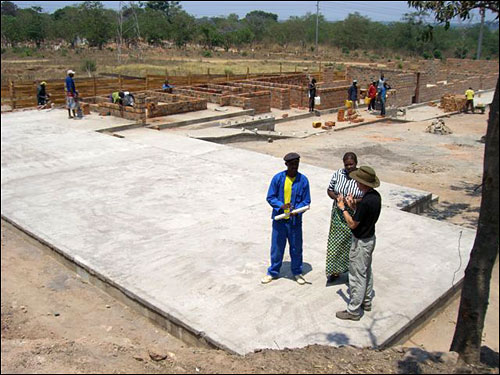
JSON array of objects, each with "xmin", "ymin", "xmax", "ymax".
[{"xmin": 314, "ymin": 96, "xmax": 321, "ymax": 105}]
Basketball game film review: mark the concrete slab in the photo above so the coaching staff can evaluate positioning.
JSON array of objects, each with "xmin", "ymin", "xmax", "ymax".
[{"xmin": 1, "ymin": 109, "xmax": 475, "ymax": 355}]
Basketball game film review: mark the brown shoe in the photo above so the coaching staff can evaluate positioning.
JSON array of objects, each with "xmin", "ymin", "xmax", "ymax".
[{"xmin": 336, "ymin": 310, "xmax": 361, "ymax": 321}]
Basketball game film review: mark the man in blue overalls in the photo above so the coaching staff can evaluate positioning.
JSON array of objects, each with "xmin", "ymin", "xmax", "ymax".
[{"xmin": 262, "ymin": 152, "xmax": 311, "ymax": 285}]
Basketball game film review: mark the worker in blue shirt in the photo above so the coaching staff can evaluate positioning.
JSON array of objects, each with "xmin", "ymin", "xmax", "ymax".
[
  {"xmin": 65, "ymin": 69, "xmax": 77, "ymax": 119},
  {"xmin": 262, "ymin": 152, "xmax": 311, "ymax": 285}
]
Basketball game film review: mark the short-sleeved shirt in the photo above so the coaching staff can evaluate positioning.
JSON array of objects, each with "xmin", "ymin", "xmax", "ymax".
[
  {"xmin": 465, "ymin": 89, "xmax": 474, "ymax": 100},
  {"xmin": 328, "ymin": 168, "xmax": 364, "ymax": 208},
  {"xmin": 352, "ymin": 189, "xmax": 381, "ymax": 239}
]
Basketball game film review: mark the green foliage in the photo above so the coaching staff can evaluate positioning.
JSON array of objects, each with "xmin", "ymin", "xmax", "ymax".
[
  {"xmin": 433, "ymin": 49, "xmax": 443, "ymax": 59},
  {"xmin": 398, "ymin": 62, "xmax": 403, "ymax": 69},
  {"xmin": 224, "ymin": 68, "xmax": 233, "ymax": 76},
  {"xmin": 422, "ymin": 51, "xmax": 431, "ymax": 59},
  {"xmin": 454, "ymin": 46, "xmax": 468, "ymax": 59},
  {"xmin": 342, "ymin": 46, "xmax": 350, "ymax": 55},
  {"xmin": 202, "ymin": 50, "xmax": 212, "ymax": 57},
  {"xmin": 81, "ymin": 58, "xmax": 97, "ymax": 76}
]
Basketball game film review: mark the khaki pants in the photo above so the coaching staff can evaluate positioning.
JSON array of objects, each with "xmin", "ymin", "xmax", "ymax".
[{"xmin": 347, "ymin": 235, "xmax": 375, "ymax": 315}]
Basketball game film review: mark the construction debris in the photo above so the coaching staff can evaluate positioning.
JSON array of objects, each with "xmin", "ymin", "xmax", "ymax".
[
  {"xmin": 440, "ymin": 94, "xmax": 466, "ymax": 112},
  {"xmin": 426, "ymin": 119, "xmax": 452, "ymax": 135}
]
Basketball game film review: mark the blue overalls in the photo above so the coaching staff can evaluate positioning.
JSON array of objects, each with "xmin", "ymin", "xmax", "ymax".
[{"xmin": 266, "ymin": 171, "xmax": 311, "ymax": 278}]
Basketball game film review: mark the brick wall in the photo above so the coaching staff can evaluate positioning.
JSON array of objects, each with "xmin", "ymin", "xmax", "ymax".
[
  {"xmin": 245, "ymin": 80, "xmax": 307, "ymax": 107},
  {"xmin": 229, "ymin": 91, "xmax": 271, "ymax": 114},
  {"xmin": 316, "ymin": 86, "xmax": 349, "ymax": 110},
  {"xmin": 446, "ymin": 58, "xmax": 499, "ymax": 74},
  {"xmin": 230, "ymin": 82, "xmax": 290, "ymax": 109}
]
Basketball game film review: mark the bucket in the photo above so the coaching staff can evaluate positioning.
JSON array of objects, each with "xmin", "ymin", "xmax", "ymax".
[
  {"xmin": 364, "ymin": 97, "xmax": 371, "ymax": 105},
  {"xmin": 345, "ymin": 100, "xmax": 352, "ymax": 108}
]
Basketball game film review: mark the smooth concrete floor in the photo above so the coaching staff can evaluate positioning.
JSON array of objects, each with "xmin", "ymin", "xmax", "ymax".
[{"xmin": 1, "ymin": 109, "xmax": 475, "ymax": 355}]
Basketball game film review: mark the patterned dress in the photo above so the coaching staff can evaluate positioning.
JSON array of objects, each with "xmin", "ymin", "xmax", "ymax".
[{"xmin": 326, "ymin": 168, "xmax": 364, "ymax": 277}]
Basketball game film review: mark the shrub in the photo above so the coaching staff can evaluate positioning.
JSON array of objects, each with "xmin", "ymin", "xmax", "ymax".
[
  {"xmin": 395, "ymin": 55, "xmax": 401, "ymax": 60},
  {"xmin": 81, "ymin": 59, "xmax": 97, "ymax": 77},
  {"xmin": 397, "ymin": 62, "xmax": 403, "ymax": 69},
  {"xmin": 433, "ymin": 49, "xmax": 442, "ymax": 60},
  {"xmin": 341, "ymin": 46, "xmax": 350, "ymax": 55},
  {"xmin": 60, "ymin": 48, "xmax": 68, "ymax": 57},
  {"xmin": 224, "ymin": 68, "xmax": 233, "ymax": 76},
  {"xmin": 203, "ymin": 50, "xmax": 212, "ymax": 58},
  {"xmin": 1, "ymin": 48, "xmax": 6, "ymax": 55},
  {"xmin": 422, "ymin": 51, "xmax": 431, "ymax": 60},
  {"xmin": 241, "ymin": 51, "xmax": 248, "ymax": 57}
]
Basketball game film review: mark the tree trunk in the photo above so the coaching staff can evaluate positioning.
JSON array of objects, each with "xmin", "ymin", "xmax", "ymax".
[{"xmin": 450, "ymin": 78, "xmax": 499, "ymax": 363}]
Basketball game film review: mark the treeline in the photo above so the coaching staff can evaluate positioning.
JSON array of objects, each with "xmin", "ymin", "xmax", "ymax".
[{"xmin": 1, "ymin": 0, "xmax": 498, "ymax": 59}]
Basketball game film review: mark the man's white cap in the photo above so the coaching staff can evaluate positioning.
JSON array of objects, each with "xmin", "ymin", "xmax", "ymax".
[
  {"xmin": 353, "ymin": 79, "xmax": 357, "ymax": 83},
  {"xmin": 67, "ymin": 69, "xmax": 75, "ymax": 75},
  {"xmin": 124, "ymin": 91, "xmax": 129, "ymax": 95}
]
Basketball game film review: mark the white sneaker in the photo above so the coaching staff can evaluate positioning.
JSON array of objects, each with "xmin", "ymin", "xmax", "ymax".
[
  {"xmin": 261, "ymin": 275, "xmax": 275, "ymax": 284},
  {"xmin": 294, "ymin": 274, "xmax": 306, "ymax": 285}
]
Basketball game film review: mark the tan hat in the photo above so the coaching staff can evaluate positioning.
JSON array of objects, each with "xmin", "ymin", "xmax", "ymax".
[{"xmin": 349, "ymin": 166, "xmax": 380, "ymax": 188}]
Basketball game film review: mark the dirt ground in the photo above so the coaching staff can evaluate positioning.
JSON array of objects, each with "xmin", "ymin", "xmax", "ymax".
[{"xmin": 1, "ymin": 109, "xmax": 499, "ymax": 374}]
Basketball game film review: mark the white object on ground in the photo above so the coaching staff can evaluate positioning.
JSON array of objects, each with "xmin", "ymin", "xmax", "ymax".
[
  {"xmin": 214, "ymin": 107, "xmax": 228, "ymax": 112},
  {"xmin": 274, "ymin": 205, "xmax": 310, "ymax": 220}
]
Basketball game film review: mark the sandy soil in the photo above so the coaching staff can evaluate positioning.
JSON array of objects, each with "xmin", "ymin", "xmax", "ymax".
[{"xmin": 1, "ymin": 109, "xmax": 498, "ymax": 373}]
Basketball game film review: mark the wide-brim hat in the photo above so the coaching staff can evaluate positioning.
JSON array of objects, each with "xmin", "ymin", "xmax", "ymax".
[{"xmin": 349, "ymin": 166, "xmax": 380, "ymax": 188}]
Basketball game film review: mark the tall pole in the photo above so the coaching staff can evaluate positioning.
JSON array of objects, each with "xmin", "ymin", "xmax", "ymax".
[
  {"xmin": 315, "ymin": 1, "xmax": 320, "ymax": 53},
  {"xmin": 476, "ymin": 7, "xmax": 485, "ymax": 60}
]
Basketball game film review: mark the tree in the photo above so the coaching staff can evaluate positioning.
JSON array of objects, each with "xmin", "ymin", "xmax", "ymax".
[
  {"xmin": 1, "ymin": 1, "xmax": 18, "ymax": 16},
  {"xmin": 52, "ymin": 6, "xmax": 81, "ymax": 48},
  {"xmin": 79, "ymin": 1, "xmax": 114, "ymax": 49},
  {"xmin": 142, "ymin": 1, "xmax": 180, "ymax": 23},
  {"xmin": 408, "ymin": 0, "xmax": 499, "ymax": 365}
]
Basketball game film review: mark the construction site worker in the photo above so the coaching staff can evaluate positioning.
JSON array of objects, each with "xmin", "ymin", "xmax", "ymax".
[
  {"xmin": 335, "ymin": 166, "xmax": 381, "ymax": 321},
  {"xmin": 464, "ymin": 87, "xmax": 475, "ymax": 114},
  {"xmin": 123, "ymin": 91, "xmax": 135, "ymax": 107},
  {"xmin": 348, "ymin": 80, "xmax": 359, "ymax": 109},
  {"xmin": 308, "ymin": 78, "xmax": 317, "ymax": 112},
  {"xmin": 111, "ymin": 91, "xmax": 125, "ymax": 105},
  {"xmin": 377, "ymin": 73, "xmax": 385, "ymax": 92},
  {"xmin": 162, "ymin": 80, "xmax": 173, "ymax": 93},
  {"xmin": 65, "ymin": 70, "xmax": 77, "ymax": 119},
  {"xmin": 36, "ymin": 81, "xmax": 51, "ymax": 109},
  {"xmin": 379, "ymin": 81, "xmax": 391, "ymax": 117},
  {"xmin": 262, "ymin": 152, "xmax": 311, "ymax": 286},
  {"xmin": 368, "ymin": 81, "xmax": 377, "ymax": 111}
]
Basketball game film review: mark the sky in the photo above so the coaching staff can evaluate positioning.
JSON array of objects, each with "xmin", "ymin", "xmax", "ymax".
[{"xmin": 11, "ymin": 1, "xmax": 498, "ymax": 24}]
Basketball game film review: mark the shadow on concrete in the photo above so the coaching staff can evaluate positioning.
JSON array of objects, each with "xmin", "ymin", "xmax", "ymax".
[
  {"xmin": 396, "ymin": 347, "xmax": 440, "ymax": 374},
  {"xmin": 449, "ymin": 181, "xmax": 482, "ymax": 197},
  {"xmin": 325, "ymin": 272, "xmax": 349, "ymax": 287},
  {"xmin": 481, "ymin": 346, "xmax": 499, "ymax": 369},
  {"xmin": 422, "ymin": 201, "xmax": 479, "ymax": 229},
  {"xmin": 279, "ymin": 261, "xmax": 313, "ymax": 279},
  {"xmin": 325, "ymin": 332, "xmax": 350, "ymax": 345}
]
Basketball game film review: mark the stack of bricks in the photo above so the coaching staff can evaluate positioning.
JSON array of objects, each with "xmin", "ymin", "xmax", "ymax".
[
  {"xmin": 440, "ymin": 94, "xmax": 467, "ymax": 112},
  {"xmin": 135, "ymin": 94, "xmax": 147, "ymax": 124}
]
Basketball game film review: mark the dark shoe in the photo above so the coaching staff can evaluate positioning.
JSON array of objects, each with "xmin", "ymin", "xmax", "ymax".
[
  {"xmin": 327, "ymin": 274, "xmax": 339, "ymax": 283},
  {"xmin": 362, "ymin": 303, "xmax": 372, "ymax": 312},
  {"xmin": 336, "ymin": 310, "xmax": 360, "ymax": 321}
]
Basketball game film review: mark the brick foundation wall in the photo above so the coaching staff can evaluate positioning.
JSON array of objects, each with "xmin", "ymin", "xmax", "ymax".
[
  {"xmin": 316, "ymin": 86, "xmax": 349, "ymax": 109},
  {"xmin": 230, "ymin": 82, "xmax": 290, "ymax": 109},
  {"xmin": 229, "ymin": 91, "xmax": 271, "ymax": 114}
]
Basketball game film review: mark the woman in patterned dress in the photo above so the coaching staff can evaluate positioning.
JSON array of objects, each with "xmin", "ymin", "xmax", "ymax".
[{"xmin": 325, "ymin": 152, "xmax": 364, "ymax": 282}]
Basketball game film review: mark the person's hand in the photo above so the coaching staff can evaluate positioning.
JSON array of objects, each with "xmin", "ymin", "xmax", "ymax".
[
  {"xmin": 281, "ymin": 203, "xmax": 291, "ymax": 210},
  {"xmin": 336, "ymin": 195, "xmax": 345, "ymax": 210},
  {"xmin": 346, "ymin": 193, "xmax": 356, "ymax": 210}
]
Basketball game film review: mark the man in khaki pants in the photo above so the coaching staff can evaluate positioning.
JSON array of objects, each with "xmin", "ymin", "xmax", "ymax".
[{"xmin": 335, "ymin": 166, "xmax": 381, "ymax": 321}]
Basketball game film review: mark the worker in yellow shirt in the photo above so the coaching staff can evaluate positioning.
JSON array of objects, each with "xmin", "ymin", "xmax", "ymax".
[
  {"xmin": 464, "ymin": 87, "xmax": 475, "ymax": 114},
  {"xmin": 262, "ymin": 152, "xmax": 311, "ymax": 285}
]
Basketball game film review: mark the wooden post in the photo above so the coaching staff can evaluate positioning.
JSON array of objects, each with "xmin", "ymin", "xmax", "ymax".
[
  {"xmin": 165, "ymin": 68, "xmax": 169, "ymax": 81},
  {"xmin": 226, "ymin": 72, "xmax": 229, "ymax": 81},
  {"xmin": 119, "ymin": 74, "xmax": 123, "ymax": 90},
  {"xmin": 280, "ymin": 62, "xmax": 282, "ymax": 75},
  {"xmin": 9, "ymin": 80, "xmax": 15, "ymax": 110},
  {"xmin": 145, "ymin": 74, "xmax": 149, "ymax": 91},
  {"xmin": 246, "ymin": 66, "xmax": 249, "ymax": 80},
  {"xmin": 207, "ymin": 68, "xmax": 210, "ymax": 83},
  {"xmin": 93, "ymin": 76, "xmax": 97, "ymax": 98},
  {"xmin": 188, "ymin": 71, "xmax": 192, "ymax": 85},
  {"xmin": 295, "ymin": 65, "xmax": 297, "ymax": 73}
]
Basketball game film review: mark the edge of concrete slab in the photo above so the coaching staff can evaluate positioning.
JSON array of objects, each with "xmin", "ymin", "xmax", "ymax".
[
  {"xmin": 1, "ymin": 215, "xmax": 238, "ymax": 355},
  {"xmin": 380, "ymin": 277, "xmax": 464, "ymax": 349},
  {"xmin": 146, "ymin": 109, "xmax": 255, "ymax": 130}
]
